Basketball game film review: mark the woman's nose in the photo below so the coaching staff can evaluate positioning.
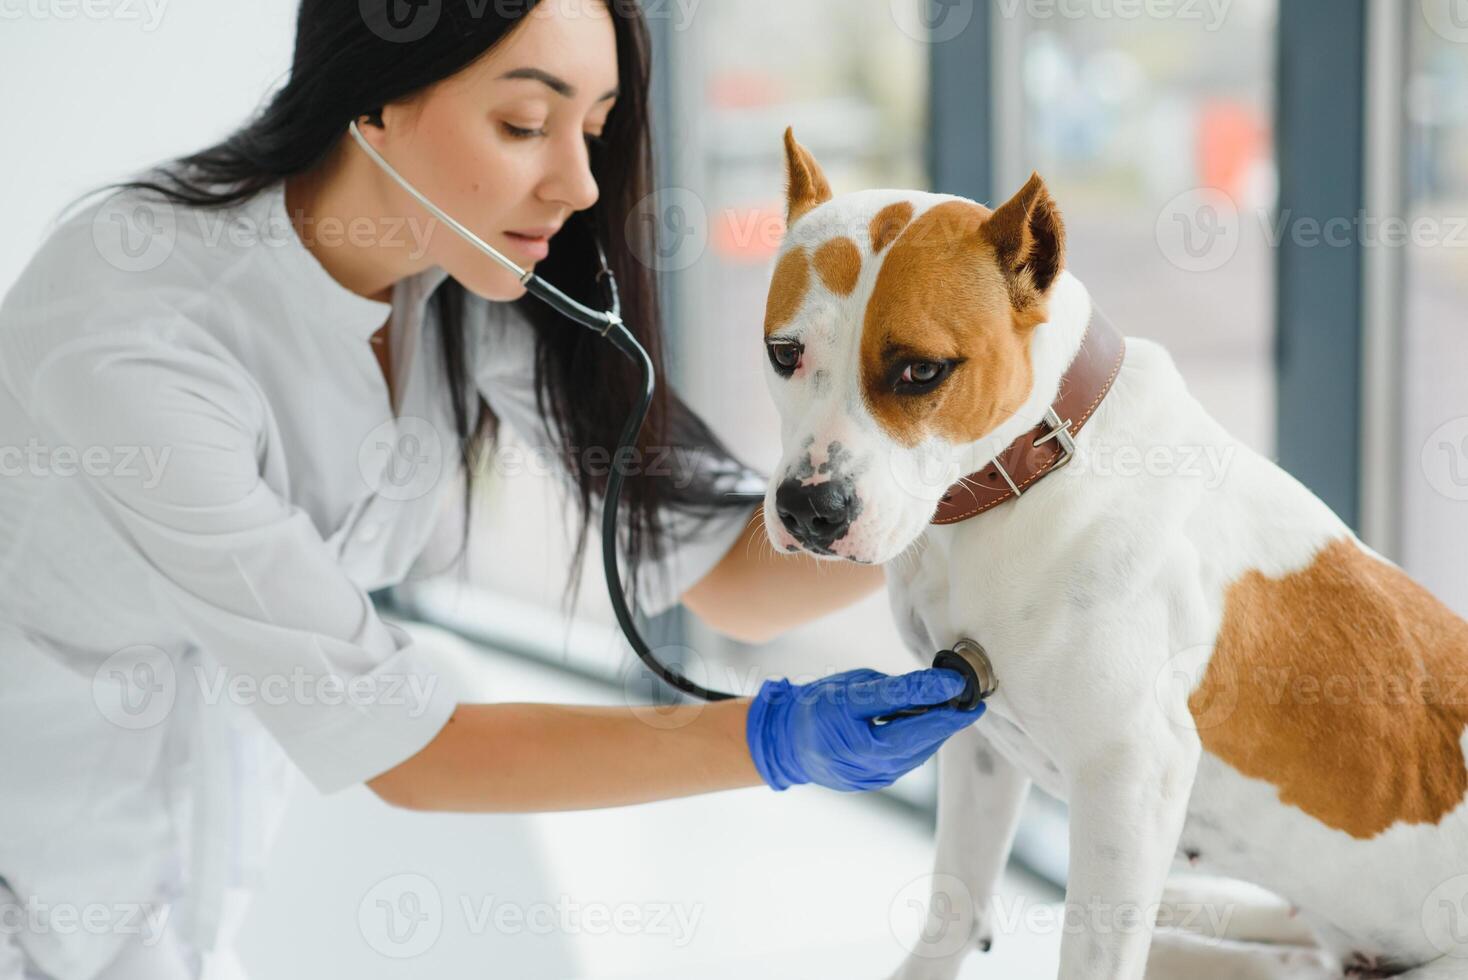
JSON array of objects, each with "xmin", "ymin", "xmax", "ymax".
[{"xmin": 540, "ymin": 131, "xmax": 600, "ymax": 213}]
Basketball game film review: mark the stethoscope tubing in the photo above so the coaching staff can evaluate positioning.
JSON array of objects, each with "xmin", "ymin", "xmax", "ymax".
[{"xmin": 347, "ymin": 119, "xmax": 755, "ymax": 702}]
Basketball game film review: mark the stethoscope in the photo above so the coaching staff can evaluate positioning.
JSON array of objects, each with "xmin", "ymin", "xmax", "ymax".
[{"xmin": 346, "ymin": 119, "xmax": 995, "ymax": 722}]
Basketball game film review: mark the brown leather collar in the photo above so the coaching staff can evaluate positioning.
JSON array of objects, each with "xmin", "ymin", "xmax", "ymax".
[{"xmin": 930, "ymin": 306, "xmax": 1126, "ymax": 525}]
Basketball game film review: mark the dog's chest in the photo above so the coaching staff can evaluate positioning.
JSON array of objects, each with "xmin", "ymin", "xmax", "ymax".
[{"xmin": 886, "ymin": 541, "xmax": 1075, "ymax": 801}]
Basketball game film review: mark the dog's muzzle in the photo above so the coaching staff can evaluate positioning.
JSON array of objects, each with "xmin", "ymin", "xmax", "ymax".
[{"xmin": 775, "ymin": 477, "xmax": 861, "ymax": 552}]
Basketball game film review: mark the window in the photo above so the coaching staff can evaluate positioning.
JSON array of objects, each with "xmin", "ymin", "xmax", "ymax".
[
  {"xmin": 1003, "ymin": 0, "xmax": 1280, "ymax": 455},
  {"xmin": 1401, "ymin": 15, "xmax": 1468, "ymax": 616}
]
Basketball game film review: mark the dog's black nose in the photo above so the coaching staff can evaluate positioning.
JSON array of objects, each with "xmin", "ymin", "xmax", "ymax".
[{"xmin": 775, "ymin": 478, "xmax": 858, "ymax": 547}]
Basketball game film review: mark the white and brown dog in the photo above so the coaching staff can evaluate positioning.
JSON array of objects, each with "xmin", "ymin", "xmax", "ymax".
[{"xmin": 759, "ymin": 128, "xmax": 1468, "ymax": 980}]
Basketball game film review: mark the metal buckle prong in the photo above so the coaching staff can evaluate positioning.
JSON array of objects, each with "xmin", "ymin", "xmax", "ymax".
[
  {"xmin": 989, "ymin": 406, "xmax": 1076, "ymax": 499},
  {"xmin": 1034, "ymin": 406, "xmax": 1077, "ymax": 470}
]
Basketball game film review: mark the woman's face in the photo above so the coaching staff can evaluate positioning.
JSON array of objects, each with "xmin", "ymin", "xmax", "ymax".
[{"xmin": 365, "ymin": 0, "xmax": 619, "ymax": 301}]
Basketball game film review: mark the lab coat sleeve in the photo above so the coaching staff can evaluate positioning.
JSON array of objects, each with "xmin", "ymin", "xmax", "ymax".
[
  {"xmin": 467, "ymin": 298, "xmax": 765, "ymax": 618},
  {"xmin": 20, "ymin": 325, "xmax": 460, "ymax": 795}
]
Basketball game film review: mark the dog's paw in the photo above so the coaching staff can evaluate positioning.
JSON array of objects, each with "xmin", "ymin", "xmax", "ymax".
[
  {"xmin": 1342, "ymin": 950, "xmax": 1405, "ymax": 979},
  {"xmin": 885, "ymin": 931, "xmax": 991, "ymax": 980}
]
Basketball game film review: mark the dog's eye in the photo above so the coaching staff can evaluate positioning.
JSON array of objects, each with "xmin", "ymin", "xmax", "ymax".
[
  {"xmin": 767, "ymin": 340, "xmax": 803, "ymax": 377},
  {"xmin": 894, "ymin": 359, "xmax": 959, "ymax": 394}
]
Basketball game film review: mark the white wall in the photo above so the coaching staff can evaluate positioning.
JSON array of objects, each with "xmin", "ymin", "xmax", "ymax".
[{"xmin": 0, "ymin": 0, "xmax": 300, "ymax": 294}]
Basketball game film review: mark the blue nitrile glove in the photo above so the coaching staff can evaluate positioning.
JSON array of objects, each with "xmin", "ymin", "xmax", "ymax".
[{"xmin": 746, "ymin": 667, "xmax": 986, "ymax": 792}]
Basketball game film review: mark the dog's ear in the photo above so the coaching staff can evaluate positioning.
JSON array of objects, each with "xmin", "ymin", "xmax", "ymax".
[
  {"xmin": 981, "ymin": 172, "xmax": 1066, "ymax": 322},
  {"xmin": 782, "ymin": 127, "xmax": 833, "ymax": 228}
]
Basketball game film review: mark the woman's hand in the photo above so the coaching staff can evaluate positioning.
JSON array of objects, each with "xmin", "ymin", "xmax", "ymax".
[
  {"xmin": 365, "ymin": 667, "xmax": 983, "ymax": 812},
  {"xmin": 745, "ymin": 667, "xmax": 986, "ymax": 792}
]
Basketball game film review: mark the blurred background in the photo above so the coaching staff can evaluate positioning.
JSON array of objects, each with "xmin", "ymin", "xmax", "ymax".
[{"xmin": 2, "ymin": 0, "xmax": 1464, "ymax": 976}]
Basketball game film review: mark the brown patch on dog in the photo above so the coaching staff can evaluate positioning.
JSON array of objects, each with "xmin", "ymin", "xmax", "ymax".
[
  {"xmin": 765, "ymin": 245, "xmax": 811, "ymax": 337},
  {"xmin": 1191, "ymin": 536, "xmax": 1468, "ymax": 839},
  {"xmin": 870, "ymin": 201, "xmax": 915, "ymax": 254},
  {"xmin": 813, "ymin": 237, "xmax": 861, "ymax": 296},
  {"xmin": 782, "ymin": 127, "xmax": 832, "ymax": 228},
  {"xmin": 860, "ymin": 200, "xmax": 1032, "ymax": 448}
]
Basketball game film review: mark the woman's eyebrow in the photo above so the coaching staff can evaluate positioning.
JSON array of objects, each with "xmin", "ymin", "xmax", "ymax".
[{"xmin": 497, "ymin": 66, "xmax": 618, "ymax": 103}]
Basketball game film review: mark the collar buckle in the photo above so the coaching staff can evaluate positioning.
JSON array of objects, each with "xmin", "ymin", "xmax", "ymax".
[
  {"xmin": 990, "ymin": 406, "xmax": 1075, "ymax": 498},
  {"xmin": 1033, "ymin": 406, "xmax": 1077, "ymax": 470}
]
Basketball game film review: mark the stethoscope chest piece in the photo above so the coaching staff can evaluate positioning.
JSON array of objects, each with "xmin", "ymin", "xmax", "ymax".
[{"xmin": 934, "ymin": 638, "xmax": 998, "ymax": 711}]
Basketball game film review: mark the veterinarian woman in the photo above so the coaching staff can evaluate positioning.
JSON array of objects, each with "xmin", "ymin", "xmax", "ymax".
[{"xmin": 0, "ymin": 3, "xmax": 986, "ymax": 978}]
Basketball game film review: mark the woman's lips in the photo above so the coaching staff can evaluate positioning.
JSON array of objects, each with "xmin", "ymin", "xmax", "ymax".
[{"xmin": 504, "ymin": 230, "xmax": 551, "ymax": 261}]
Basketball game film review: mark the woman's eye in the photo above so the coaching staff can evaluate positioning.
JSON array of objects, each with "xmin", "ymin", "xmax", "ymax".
[
  {"xmin": 502, "ymin": 122, "xmax": 547, "ymax": 139},
  {"xmin": 504, "ymin": 122, "xmax": 605, "ymax": 150},
  {"xmin": 767, "ymin": 341, "xmax": 803, "ymax": 375}
]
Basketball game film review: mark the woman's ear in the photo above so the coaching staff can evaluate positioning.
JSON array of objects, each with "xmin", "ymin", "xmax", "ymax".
[{"xmin": 782, "ymin": 126, "xmax": 833, "ymax": 229}]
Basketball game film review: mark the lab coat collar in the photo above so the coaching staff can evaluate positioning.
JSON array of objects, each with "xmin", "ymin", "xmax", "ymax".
[{"xmin": 256, "ymin": 179, "xmax": 451, "ymax": 338}]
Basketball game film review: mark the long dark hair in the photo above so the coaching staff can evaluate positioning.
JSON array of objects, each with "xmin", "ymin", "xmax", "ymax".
[{"xmin": 69, "ymin": 0, "xmax": 761, "ymax": 619}]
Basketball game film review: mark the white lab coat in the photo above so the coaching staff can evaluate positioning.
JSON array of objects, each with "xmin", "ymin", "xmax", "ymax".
[{"xmin": 0, "ymin": 175, "xmax": 758, "ymax": 980}]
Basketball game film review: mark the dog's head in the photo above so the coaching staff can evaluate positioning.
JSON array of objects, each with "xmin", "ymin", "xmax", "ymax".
[{"xmin": 761, "ymin": 128, "xmax": 1068, "ymax": 565}]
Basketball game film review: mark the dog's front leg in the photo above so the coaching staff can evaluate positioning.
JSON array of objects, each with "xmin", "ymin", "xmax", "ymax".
[
  {"xmin": 889, "ymin": 723, "xmax": 1032, "ymax": 980},
  {"xmin": 1058, "ymin": 731, "xmax": 1200, "ymax": 980}
]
